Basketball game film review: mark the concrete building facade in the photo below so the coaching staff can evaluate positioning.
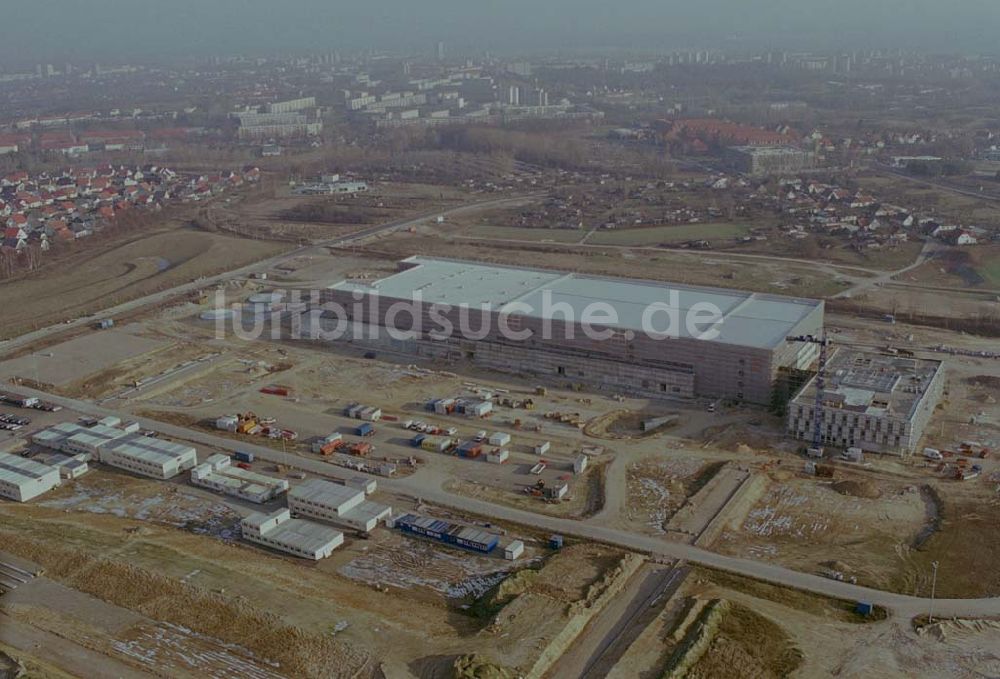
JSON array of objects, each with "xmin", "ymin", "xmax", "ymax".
[
  {"xmin": 310, "ymin": 256, "xmax": 824, "ymax": 404},
  {"xmin": 787, "ymin": 350, "xmax": 945, "ymax": 455},
  {"xmin": 724, "ymin": 145, "xmax": 817, "ymax": 176}
]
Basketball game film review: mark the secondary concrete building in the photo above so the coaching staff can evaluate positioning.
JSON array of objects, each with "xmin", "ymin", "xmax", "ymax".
[
  {"xmin": 311, "ymin": 256, "xmax": 824, "ymax": 404},
  {"xmin": 288, "ymin": 478, "xmax": 391, "ymax": 532},
  {"xmin": 241, "ymin": 508, "xmax": 343, "ymax": 560},
  {"xmin": 724, "ymin": 145, "xmax": 817, "ymax": 176},
  {"xmin": 0, "ymin": 452, "xmax": 61, "ymax": 502},
  {"xmin": 98, "ymin": 433, "xmax": 197, "ymax": 479},
  {"xmin": 191, "ymin": 454, "xmax": 289, "ymax": 503},
  {"xmin": 787, "ymin": 349, "xmax": 945, "ymax": 455}
]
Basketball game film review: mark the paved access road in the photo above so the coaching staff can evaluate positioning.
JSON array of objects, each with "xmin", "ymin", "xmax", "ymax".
[
  {"xmin": 9, "ymin": 384, "xmax": 1000, "ymax": 621},
  {"xmin": 0, "ymin": 194, "xmax": 541, "ymax": 355}
]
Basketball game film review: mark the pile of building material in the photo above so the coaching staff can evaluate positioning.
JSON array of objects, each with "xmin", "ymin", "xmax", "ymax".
[
  {"xmin": 215, "ymin": 413, "xmax": 297, "ymax": 440},
  {"xmin": 544, "ymin": 411, "xmax": 584, "ymax": 428}
]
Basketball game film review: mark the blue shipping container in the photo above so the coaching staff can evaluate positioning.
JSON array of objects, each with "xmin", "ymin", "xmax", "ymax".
[
  {"xmin": 233, "ymin": 451, "xmax": 254, "ymax": 463},
  {"xmin": 411, "ymin": 434, "xmax": 427, "ymax": 447},
  {"xmin": 355, "ymin": 423, "xmax": 374, "ymax": 436},
  {"xmin": 549, "ymin": 534, "xmax": 564, "ymax": 549}
]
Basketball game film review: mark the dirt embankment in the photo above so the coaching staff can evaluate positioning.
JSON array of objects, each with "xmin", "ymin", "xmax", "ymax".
[
  {"xmin": 685, "ymin": 601, "xmax": 803, "ymax": 678},
  {"xmin": 475, "ymin": 545, "xmax": 644, "ymax": 679},
  {"xmin": 0, "ymin": 531, "xmax": 372, "ymax": 679}
]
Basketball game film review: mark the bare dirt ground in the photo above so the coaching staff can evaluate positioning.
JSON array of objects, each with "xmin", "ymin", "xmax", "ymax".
[
  {"xmin": 713, "ymin": 471, "xmax": 932, "ymax": 591},
  {"xmin": 0, "ymin": 324, "xmax": 170, "ymax": 387},
  {"xmin": 206, "ymin": 182, "xmax": 476, "ymax": 243},
  {"xmin": 0, "ymin": 472, "xmax": 639, "ymax": 678},
  {"xmin": 624, "ymin": 455, "xmax": 720, "ymax": 535},
  {"xmin": 353, "ymin": 229, "xmax": 854, "ymax": 298},
  {"xmin": 611, "ymin": 558, "xmax": 1000, "ymax": 679},
  {"xmin": 443, "ymin": 457, "xmax": 607, "ymax": 519}
]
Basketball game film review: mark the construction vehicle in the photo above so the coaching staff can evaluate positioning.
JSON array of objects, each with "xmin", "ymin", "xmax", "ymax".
[{"xmin": 524, "ymin": 479, "xmax": 546, "ymax": 496}]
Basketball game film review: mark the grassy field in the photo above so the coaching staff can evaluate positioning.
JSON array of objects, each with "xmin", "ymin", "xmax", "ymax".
[
  {"xmin": 588, "ymin": 223, "xmax": 752, "ymax": 246},
  {"xmin": 0, "ymin": 226, "xmax": 288, "ymax": 339},
  {"xmin": 977, "ymin": 257, "xmax": 1000, "ymax": 287},
  {"xmin": 458, "ymin": 223, "xmax": 587, "ymax": 243},
  {"xmin": 860, "ymin": 174, "xmax": 1000, "ymax": 226}
]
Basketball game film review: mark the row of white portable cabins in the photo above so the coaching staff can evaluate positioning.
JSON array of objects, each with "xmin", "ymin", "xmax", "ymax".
[
  {"xmin": 31, "ymin": 420, "xmax": 196, "ymax": 480},
  {"xmin": 191, "ymin": 454, "xmax": 290, "ymax": 503},
  {"xmin": 0, "ymin": 452, "xmax": 63, "ymax": 502},
  {"xmin": 344, "ymin": 404, "xmax": 381, "ymax": 422}
]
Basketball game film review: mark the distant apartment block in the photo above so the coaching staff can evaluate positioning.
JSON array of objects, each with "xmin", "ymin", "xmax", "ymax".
[
  {"xmin": 233, "ymin": 111, "xmax": 322, "ymax": 140},
  {"xmin": 724, "ymin": 145, "xmax": 817, "ymax": 176},
  {"xmin": 265, "ymin": 97, "xmax": 316, "ymax": 114}
]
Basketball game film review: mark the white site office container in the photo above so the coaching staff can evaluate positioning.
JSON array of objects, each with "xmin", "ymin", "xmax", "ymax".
[
  {"xmin": 486, "ymin": 449, "xmax": 509, "ymax": 464},
  {"xmin": 488, "ymin": 432, "xmax": 511, "ymax": 447}
]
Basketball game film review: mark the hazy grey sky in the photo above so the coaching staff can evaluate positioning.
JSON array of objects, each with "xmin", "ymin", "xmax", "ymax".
[{"xmin": 3, "ymin": 0, "xmax": 998, "ymax": 63}]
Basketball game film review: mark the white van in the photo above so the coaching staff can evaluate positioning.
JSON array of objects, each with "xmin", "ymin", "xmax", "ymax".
[{"xmin": 923, "ymin": 447, "xmax": 943, "ymax": 461}]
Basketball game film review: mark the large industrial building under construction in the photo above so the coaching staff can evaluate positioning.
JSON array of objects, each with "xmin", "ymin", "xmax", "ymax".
[
  {"xmin": 310, "ymin": 256, "xmax": 824, "ymax": 403},
  {"xmin": 787, "ymin": 349, "xmax": 945, "ymax": 455}
]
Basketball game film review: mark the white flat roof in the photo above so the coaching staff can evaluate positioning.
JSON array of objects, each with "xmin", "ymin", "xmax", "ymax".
[
  {"xmin": 104, "ymin": 433, "xmax": 195, "ymax": 464},
  {"xmin": 32, "ymin": 422, "xmax": 88, "ymax": 445},
  {"xmin": 197, "ymin": 467, "xmax": 287, "ymax": 495},
  {"xmin": 331, "ymin": 256, "xmax": 822, "ymax": 350},
  {"xmin": 341, "ymin": 500, "xmax": 391, "ymax": 524},
  {"xmin": 245, "ymin": 509, "xmax": 343, "ymax": 553},
  {"xmin": 0, "ymin": 452, "xmax": 58, "ymax": 485},
  {"xmin": 289, "ymin": 478, "xmax": 363, "ymax": 508},
  {"xmin": 266, "ymin": 519, "xmax": 342, "ymax": 553}
]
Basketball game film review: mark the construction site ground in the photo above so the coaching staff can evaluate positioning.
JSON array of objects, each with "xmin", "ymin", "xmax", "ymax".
[
  {"xmin": 604, "ymin": 564, "xmax": 1000, "ymax": 679},
  {"xmin": 2, "ymin": 214, "xmax": 1000, "ymax": 676},
  {"xmin": 6, "ymin": 271, "xmax": 1000, "ymax": 601},
  {"xmin": 0, "ymin": 478, "xmax": 641, "ymax": 679}
]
